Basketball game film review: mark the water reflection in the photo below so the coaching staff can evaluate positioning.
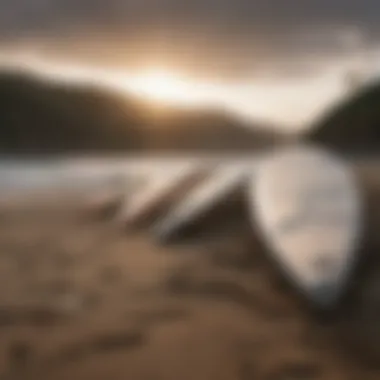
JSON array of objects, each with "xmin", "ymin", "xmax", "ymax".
[{"xmin": 0, "ymin": 155, "xmax": 262, "ymax": 200}]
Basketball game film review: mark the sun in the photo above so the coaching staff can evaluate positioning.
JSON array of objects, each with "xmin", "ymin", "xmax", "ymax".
[{"xmin": 126, "ymin": 69, "xmax": 196, "ymax": 104}]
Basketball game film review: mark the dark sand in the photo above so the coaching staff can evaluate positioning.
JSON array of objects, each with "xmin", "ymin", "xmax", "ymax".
[{"xmin": 0, "ymin": 169, "xmax": 380, "ymax": 380}]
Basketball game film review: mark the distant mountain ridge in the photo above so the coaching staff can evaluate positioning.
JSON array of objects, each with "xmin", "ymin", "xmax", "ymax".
[
  {"xmin": 307, "ymin": 81, "xmax": 380, "ymax": 154},
  {"xmin": 0, "ymin": 69, "xmax": 285, "ymax": 155}
]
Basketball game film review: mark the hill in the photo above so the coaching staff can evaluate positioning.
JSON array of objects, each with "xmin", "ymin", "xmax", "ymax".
[
  {"xmin": 306, "ymin": 81, "xmax": 380, "ymax": 154},
  {"xmin": 0, "ymin": 70, "xmax": 283, "ymax": 155}
]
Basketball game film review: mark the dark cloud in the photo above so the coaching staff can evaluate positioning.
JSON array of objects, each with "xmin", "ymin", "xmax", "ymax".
[
  {"xmin": 0, "ymin": 0, "xmax": 379, "ymax": 78},
  {"xmin": 1, "ymin": 0, "xmax": 379, "ymax": 36}
]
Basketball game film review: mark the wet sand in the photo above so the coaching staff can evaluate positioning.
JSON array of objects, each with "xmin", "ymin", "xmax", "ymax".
[{"xmin": 0, "ymin": 170, "xmax": 380, "ymax": 380}]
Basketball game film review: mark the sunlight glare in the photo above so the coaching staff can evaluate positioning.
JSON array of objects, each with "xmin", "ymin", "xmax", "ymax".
[{"xmin": 125, "ymin": 69, "xmax": 200, "ymax": 105}]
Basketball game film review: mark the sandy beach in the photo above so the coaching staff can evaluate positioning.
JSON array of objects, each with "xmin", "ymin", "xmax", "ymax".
[{"xmin": 0, "ymin": 166, "xmax": 379, "ymax": 380}]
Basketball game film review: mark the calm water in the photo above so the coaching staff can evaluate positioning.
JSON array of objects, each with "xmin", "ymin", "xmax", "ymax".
[
  {"xmin": 0, "ymin": 155, "xmax": 264, "ymax": 197},
  {"xmin": 0, "ymin": 153, "xmax": 376, "ymax": 199}
]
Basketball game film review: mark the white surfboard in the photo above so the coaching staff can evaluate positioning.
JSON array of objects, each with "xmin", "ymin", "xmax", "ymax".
[
  {"xmin": 251, "ymin": 145, "xmax": 362, "ymax": 308},
  {"xmin": 115, "ymin": 163, "xmax": 206, "ymax": 227},
  {"xmin": 153, "ymin": 164, "xmax": 252, "ymax": 242}
]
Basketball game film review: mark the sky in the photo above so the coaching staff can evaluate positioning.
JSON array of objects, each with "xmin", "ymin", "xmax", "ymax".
[{"xmin": 1, "ymin": 0, "xmax": 380, "ymax": 130}]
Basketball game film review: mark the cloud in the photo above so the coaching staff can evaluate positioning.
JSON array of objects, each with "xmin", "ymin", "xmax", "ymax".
[
  {"xmin": 0, "ymin": 0, "xmax": 378, "ymax": 79},
  {"xmin": 1, "ymin": 0, "xmax": 379, "ymax": 36}
]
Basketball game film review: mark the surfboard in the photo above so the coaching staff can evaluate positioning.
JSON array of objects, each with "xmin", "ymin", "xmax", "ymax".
[
  {"xmin": 153, "ymin": 164, "xmax": 252, "ymax": 243},
  {"xmin": 251, "ymin": 145, "xmax": 362, "ymax": 308},
  {"xmin": 115, "ymin": 163, "xmax": 206, "ymax": 228}
]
